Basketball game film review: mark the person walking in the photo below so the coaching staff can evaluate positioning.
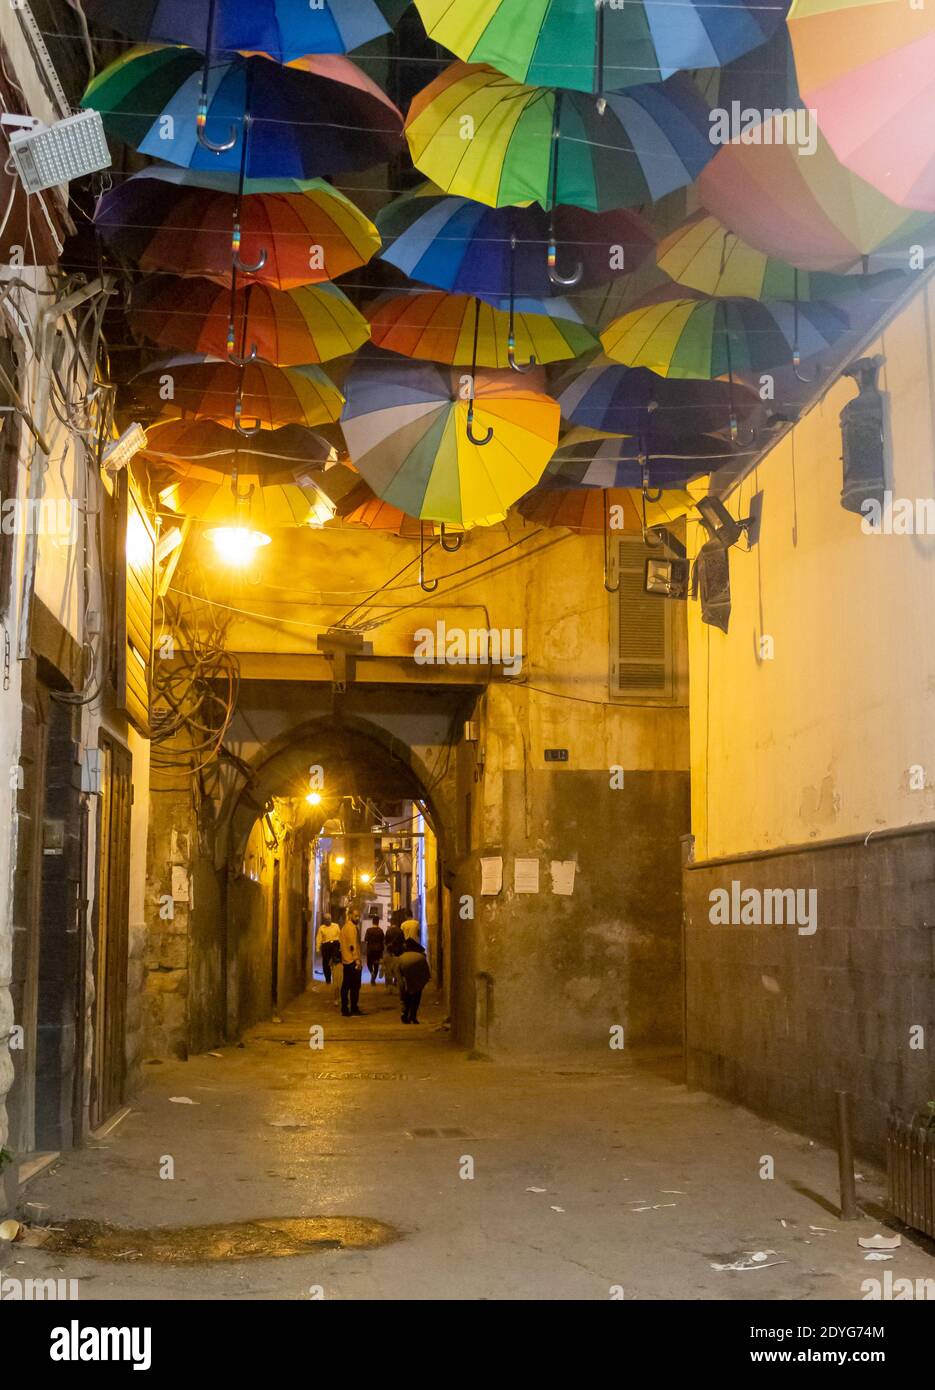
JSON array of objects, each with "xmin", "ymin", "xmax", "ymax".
[
  {"xmin": 315, "ymin": 914, "xmax": 341, "ymax": 984},
  {"xmin": 339, "ymin": 908, "xmax": 364, "ymax": 1016},
  {"xmin": 397, "ymin": 936, "xmax": 430, "ymax": 1024},
  {"xmin": 383, "ymin": 912, "xmax": 405, "ymax": 993},
  {"xmin": 364, "ymin": 914, "xmax": 385, "ymax": 984}
]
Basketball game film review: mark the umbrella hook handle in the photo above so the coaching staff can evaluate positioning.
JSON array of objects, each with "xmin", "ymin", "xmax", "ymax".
[
  {"xmin": 791, "ymin": 347, "xmax": 816, "ymax": 385},
  {"xmin": 229, "ymin": 346, "xmax": 260, "ymax": 368},
  {"xmin": 465, "ymin": 302, "xmax": 494, "ymax": 445},
  {"xmin": 233, "ymin": 245, "xmax": 268, "ymax": 276},
  {"xmin": 466, "ymin": 408, "xmax": 494, "ymax": 446},
  {"xmin": 197, "ymin": 0, "xmax": 237, "ymax": 153},
  {"xmin": 234, "ymin": 398, "xmax": 262, "ymax": 437},
  {"xmin": 507, "ymin": 339, "xmax": 536, "ymax": 374},
  {"xmin": 197, "ymin": 85, "xmax": 237, "ymax": 154},
  {"xmin": 507, "ymin": 234, "xmax": 536, "ymax": 373},
  {"xmin": 439, "ymin": 523, "xmax": 463, "ymax": 553},
  {"xmin": 419, "ymin": 523, "xmax": 439, "ymax": 592},
  {"xmin": 547, "ymin": 237, "xmax": 583, "ymax": 288},
  {"xmin": 729, "ymin": 411, "xmax": 757, "ymax": 448},
  {"xmin": 603, "ymin": 492, "xmax": 620, "ymax": 593}
]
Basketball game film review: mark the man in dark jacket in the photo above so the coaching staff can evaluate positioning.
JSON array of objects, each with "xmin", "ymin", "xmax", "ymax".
[
  {"xmin": 364, "ymin": 915, "xmax": 385, "ymax": 984},
  {"xmin": 396, "ymin": 937, "xmax": 430, "ymax": 1024}
]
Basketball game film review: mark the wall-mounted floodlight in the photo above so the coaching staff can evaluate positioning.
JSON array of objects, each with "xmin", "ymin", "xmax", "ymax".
[
  {"xmin": 643, "ymin": 526, "xmax": 688, "ymax": 599},
  {"xmin": 102, "ymin": 422, "xmax": 147, "ymax": 475},
  {"xmin": 695, "ymin": 495, "xmax": 751, "ymax": 550},
  {"xmin": 2, "ymin": 110, "xmax": 111, "ymax": 194}
]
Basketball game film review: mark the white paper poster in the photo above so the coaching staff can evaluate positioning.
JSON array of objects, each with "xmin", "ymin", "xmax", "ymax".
[
  {"xmin": 514, "ymin": 857, "xmax": 540, "ymax": 894},
  {"xmin": 480, "ymin": 856, "xmax": 503, "ymax": 896},
  {"xmin": 550, "ymin": 860, "xmax": 577, "ymax": 896}
]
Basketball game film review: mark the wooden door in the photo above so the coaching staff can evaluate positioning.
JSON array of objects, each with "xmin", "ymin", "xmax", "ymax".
[{"xmin": 91, "ymin": 735, "xmax": 132, "ymax": 1127}]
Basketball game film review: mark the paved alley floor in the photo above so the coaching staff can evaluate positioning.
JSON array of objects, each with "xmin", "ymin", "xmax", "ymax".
[{"xmin": 7, "ymin": 983, "xmax": 935, "ymax": 1301}]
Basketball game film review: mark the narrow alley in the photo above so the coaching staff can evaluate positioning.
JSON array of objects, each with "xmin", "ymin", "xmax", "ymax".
[{"xmin": 9, "ymin": 982, "xmax": 934, "ymax": 1303}]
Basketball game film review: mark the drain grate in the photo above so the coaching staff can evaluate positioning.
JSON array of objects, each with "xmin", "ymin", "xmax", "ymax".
[{"xmin": 312, "ymin": 1071, "xmax": 407, "ymax": 1081}]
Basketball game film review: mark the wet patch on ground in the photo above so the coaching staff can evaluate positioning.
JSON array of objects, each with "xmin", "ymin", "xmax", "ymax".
[{"xmin": 42, "ymin": 1216, "xmax": 401, "ymax": 1263}]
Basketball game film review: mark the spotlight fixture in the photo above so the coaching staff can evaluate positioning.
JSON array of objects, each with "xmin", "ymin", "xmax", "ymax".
[
  {"xmin": 102, "ymin": 422, "xmax": 147, "ymax": 476},
  {"xmin": 695, "ymin": 495, "xmax": 751, "ymax": 550},
  {"xmin": 2, "ymin": 110, "xmax": 111, "ymax": 194},
  {"xmin": 334, "ymin": 855, "xmax": 346, "ymax": 866},
  {"xmin": 205, "ymin": 525, "xmax": 271, "ymax": 566},
  {"xmin": 840, "ymin": 355, "xmax": 886, "ymax": 516},
  {"xmin": 305, "ymin": 791, "xmax": 322, "ymax": 806},
  {"xmin": 643, "ymin": 526, "xmax": 688, "ymax": 599}
]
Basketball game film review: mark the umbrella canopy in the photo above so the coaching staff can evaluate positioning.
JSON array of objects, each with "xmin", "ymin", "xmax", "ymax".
[
  {"xmin": 558, "ymin": 357, "xmax": 762, "ymax": 440},
  {"xmin": 366, "ymin": 290, "xmax": 596, "ymax": 368},
  {"xmin": 405, "ymin": 63, "xmax": 714, "ymax": 211},
  {"xmin": 377, "ymin": 185, "xmax": 653, "ymax": 297},
  {"xmin": 547, "ymin": 425, "xmax": 735, "ymax": 489},
  {"xmin": 517, "ymin": 483, "xmax": 694, "ymax": 531},
  {"xmin": 698, "ymin": 128, "xmax": 935, "ymax": 273},
  {"xmin": 788, "ymin": 0, "xmax": 935, "ymax": 212},
  {"xmin": 83, "ymin": 46, "xmax": 403, "ymax": 179},
  {"xmin": 84, "ymin": 0, "xmax": 392, "ymax": 60},
  {"xmin": 134, "ymin": 355, "xmax": 344, "ymax": 428},
  {"xmin": 94, "ymin": 167, "xmax": 380, "ymax": 290},
  {"xmin": 129, "ymin": 276, "xmax": 370, "ymax": 366},
  {"xmin": 600, "ymin": 289, "xmax": 850, "ymax": 379},
  {"xmin": 159, "ymin": 472, "xmax": 335, "ymax": 528},
  {"xmin": 141, "ymin": 418, "xmax": 344, "ymax": 476},
  {"xmin": 341, "ymin": 358, "xmax": 560, "ymax": 524},
  {"xmin": 414, "ymin": 0, "xmax": 786, "ymax": 95},
  {"xmin": 656, "ymin": 211, "xmax": 873, "ymax": 300}
]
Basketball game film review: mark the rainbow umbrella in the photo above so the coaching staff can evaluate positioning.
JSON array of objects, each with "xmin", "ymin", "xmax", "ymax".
[
  {"xmin": 94, "ymin": 167, "xmax": 380, "ymax": 290},
  {"xmin": 655, "ymin": 211, "xmax": 883, "ymax": 300},
  {"xmin": 83, "ymin": 46, "xmax": 403, "ymax": 179},
  {"xmin": 129, "ymin": 276, "xmax": 370, "ymax": 366},
  {"xmin": 414, "ymin": 0, "xmax": 786, "ymax": 95},
  {"xmin": 84, "ymin": 0, "xmax": 393, "ymax": 60},
  {"xmin": 600, "ymin": 288, "xmax": 850, "ymax": 380},
  {"xmin": 405, "ymin": 63, "xmax": 713, "ymax": 212},
  {"xmin": 517, "ymin": 483, "xmax": 694, "ymax": 531},
  {"xmin": 366, "ymin": 290, "xmax": 595, "ymax": 369},
  {"xmin": 558, "ymin": 357, "xmax": 762, "ymax": 442},
  {"xmin": 788, "ymin": 1, "xmax": 935, "ymax": 212},
  {"xmin": 159, "ymin": 472, "xmax": 335, "ymax": 528},
  {"xmin": 341, "ymin": 358, "xmax": 560, "ymax": 525},
  {"xmin": 141, "ymin": 418, "xmax": 345, "ymax": 475},
  {"xmin": 133, "ymin": 354, "xmax": 344, "ymax": 430},
  {"xmin": 377, "ymin": 184, "xmax": 653, "ymax": 297},
  {"xmin": 546, "ymin": 425, "xmax": 736, "ymax": 489},
  {"xmin": 698, "ymin": 127, "xmax": 935, "ymax": 273}
]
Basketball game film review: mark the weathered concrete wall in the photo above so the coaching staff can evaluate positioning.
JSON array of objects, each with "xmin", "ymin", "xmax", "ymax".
[
  {"xmin": 683, "ymin": 276, "xmax": 935, "ymax": 1148},
  {"xmin": 684, "ymin": 830, "xmax": 935, "ymax": 1160}
]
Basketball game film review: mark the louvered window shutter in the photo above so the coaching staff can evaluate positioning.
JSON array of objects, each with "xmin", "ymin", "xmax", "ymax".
[{"xmin": 609, "ymin": 538, "xmax": 674, "ymax": 699}]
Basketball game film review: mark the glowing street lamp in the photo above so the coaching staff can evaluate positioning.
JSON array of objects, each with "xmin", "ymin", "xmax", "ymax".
[
  {"xmin": 305, "ymin": 791, "xmax": 322, "ymax": 806},
  {"xmin": 204, "ymin": 524, "xmax": 271, "ymax": 566}
]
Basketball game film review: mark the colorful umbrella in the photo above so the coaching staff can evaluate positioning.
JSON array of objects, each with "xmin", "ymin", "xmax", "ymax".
[
  {"xmin": 83, "ymin": 46, "xmax": 403, "ymax": 178},
  {"xmin": 558, "ymin": 357, "xmax": 762, "ymax": 442},
  {"xmin": 414, "ymin": 0, "xmax": 786, "ymax": 95},
  {"xmin": 94, "ymin": 167, "xmax": 380, "ymax": 290},
  {"xmin": 517, "ymin": 483, "xmax": 694, "ymax": 532},
  {"xmin": 405, "ymin": 63, "xmax": 714, "ymax": 212},
  {"xmin": 141, "ymin": 418, "xmax": 344, "ymax": 476},
  {"xmin": 546, "ymin": 425, "xmax": 736, "ymax": 489},
  {"xmin": 366, "ymin": 290, "xmax": 595, "ymax": 369},
  {"xmin": 600, "ymin": 288, "xmax": 850, "ymax": 380},
  {"xmin": 788, "ymin": 1, "xmax": 935, "ymax": 212},
  {"xmin": 695, "ymin": 22, "xmax": 801, "ymax": 117},
  {"xmin": 656, "ymin": 211, "xmax": 874, "ymax": 300},
  {"xmin": 84, "ymin": 0, "xmax": 392, "ymax": 61},
  {"xmin": 377, "ymin": 184, "xmax": 654, "ymax": 297},
  {"xmin": 698, "ymin": 128, "xmax": 935, "ymax": 273},
  {"xmin": 134, "ymin": 354, "xmax": 344, "ymax": 431},
  {"xmin": 159, "ymin": 472, "xmax": 335, "ymax": 528},
  {"xmin": 129, "ymin": 276, "xmax": 370, "ymax": 366},
  {"xmin": 341, "ymin": 358, "xmax": 560, "ymax": 525}
]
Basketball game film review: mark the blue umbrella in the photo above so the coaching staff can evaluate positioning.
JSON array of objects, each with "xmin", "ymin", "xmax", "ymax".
[
  {"xmin": 558, "ymin": 358, "xmax": 762, "ymax": 443},
  {"xmin": 377, "ymin": 185, "xmax": 654, "ymax": 300},
  {"xmin": 83, "ymin": 0, "xmax": 394, "ymax": 62},
  {"xmin": 545, "ymin": 426, "xmax": 741, "ymax": 490}
]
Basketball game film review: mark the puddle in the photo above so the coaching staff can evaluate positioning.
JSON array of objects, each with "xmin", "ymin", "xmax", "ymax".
[{"xmin": 43, "ymin": 1216, "xmax": 400, "ymax": 1263}]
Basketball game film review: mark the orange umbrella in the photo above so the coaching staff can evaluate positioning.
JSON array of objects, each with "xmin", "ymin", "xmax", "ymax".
[{"xmin": 133, "ymin": 355, "xmax": 344, "ymax": 431}]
